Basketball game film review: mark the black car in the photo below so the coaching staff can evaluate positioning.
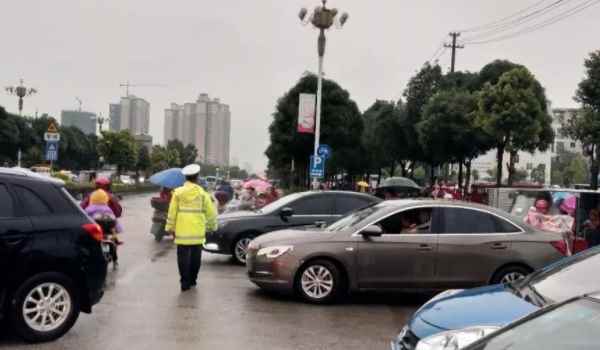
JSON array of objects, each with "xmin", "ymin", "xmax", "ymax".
[
  {"xmin": 204, "ymin": 191, "xmax": 380, "ymax": 264},
  {"xmin": 0, "ymin": 168, "xmax": 107, "ymax": 342}
]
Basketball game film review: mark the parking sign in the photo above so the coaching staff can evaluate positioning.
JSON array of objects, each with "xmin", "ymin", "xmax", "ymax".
[
  {"xmin": 309, "ymin": 155, "xmax": 325, "ymax": 178},
  {"xmin": 45, "ymin": 142, "xmax": 59, "ymax": 161}
]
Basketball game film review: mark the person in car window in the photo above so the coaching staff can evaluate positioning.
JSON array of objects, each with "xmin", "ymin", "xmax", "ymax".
[
  {"xmin": 584, "ymin": 209, "xmax": 600, "ymax": 248},
  {"xmin": 401, "ymin": 214, "xmax": 418, "ymax": 233}
]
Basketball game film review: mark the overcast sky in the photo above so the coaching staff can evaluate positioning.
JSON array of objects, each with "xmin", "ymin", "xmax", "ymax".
[{"xmin": 1, "ymin": 1, "xmax": 598, "ymax": 172}]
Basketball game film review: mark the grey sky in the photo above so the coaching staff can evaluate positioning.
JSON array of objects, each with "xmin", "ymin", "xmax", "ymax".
[{"xmin": 1, "ymin": 1, "xmax": 598, "ymax": 172}]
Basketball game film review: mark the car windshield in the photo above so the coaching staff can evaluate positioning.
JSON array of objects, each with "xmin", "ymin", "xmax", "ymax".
[
  {"xmin": 476, "ymin": 298, "xmax": 600, "ymax": 350},
  {"xmin": 258, "ymin": 192, "xmax": 304, "ymax": 214},
  {"xmin": 326, "ymin": 203, "xmax": 384, "ymax": 232},
  {"xmin": 520, "ymin": 246, "xmax": 600, "ymax": 304}
]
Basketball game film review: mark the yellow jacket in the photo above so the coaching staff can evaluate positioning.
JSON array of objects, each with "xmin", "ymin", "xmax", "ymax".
[{"xmin": 165, "ymin": 181, "xmax": 217, "ymax": 245}]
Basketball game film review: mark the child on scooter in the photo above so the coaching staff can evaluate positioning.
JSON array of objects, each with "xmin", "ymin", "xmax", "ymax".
[{"xmin": 85, "ymin": 189, "xmax": 124, "ymax": 245}]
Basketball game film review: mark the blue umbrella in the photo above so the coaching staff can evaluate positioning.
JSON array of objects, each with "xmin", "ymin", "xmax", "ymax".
[
  {"xmin": 552, "ymin": 191, "xmax": 571, "ymax": 205},
  {"xmin": 150, "ymin": 168, "xmax": 185, "ymax": 189}
]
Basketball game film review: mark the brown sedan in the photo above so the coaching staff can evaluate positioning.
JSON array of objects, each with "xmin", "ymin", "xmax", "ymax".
[{"xmin": 246, "ymin": 200, "xmax": 567, "ymax": 303}]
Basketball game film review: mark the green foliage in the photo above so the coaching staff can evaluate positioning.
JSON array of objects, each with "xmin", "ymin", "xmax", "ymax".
[
  {"xmin": 98, "ymin": 130, "xmax": 138, "ymax": 174},
  {"xmin": 477, "ymin": 67, "xmax": 554, "ymax": 186},
  {"xmin": 136, "ymin": 146, "xmax": 151, "ymax": 173},
  {"xmin": 472, "ymin": 169, "xmax": 480, "ymax": 182},
  {"xmin": 265, "ymin": 74, "xmax": 364, "ymax": 186},
  {"xmin": 552, "ymin": 150, "xmax": 588, "ymax": 186},
  {"xmin": 150, "ymin": 145, "xmax": 179, "ymax": 172},
  {"xmin": 513, "ymin": 169, "xmax": 529, "ymax": 183},
  {"xmin": 563, "ymin": 50, "xmax": 600, "ymax": 189}
]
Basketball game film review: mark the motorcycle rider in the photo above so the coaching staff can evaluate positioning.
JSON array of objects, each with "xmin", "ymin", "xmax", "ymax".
[
  {"xmin": 81, "ymin": 177, "xmax": 122, "ymax": 218},
  {"xmin": 165, "ymin": 164, "xmax": 217, "ymax": 292}
]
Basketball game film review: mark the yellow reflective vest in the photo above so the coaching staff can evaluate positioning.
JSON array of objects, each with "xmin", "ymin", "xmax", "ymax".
[{"xmin": 165, "ymin": 181, "xmax": 217, "ymax": 246}]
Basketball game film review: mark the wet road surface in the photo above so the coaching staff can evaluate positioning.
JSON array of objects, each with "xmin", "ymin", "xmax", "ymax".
[{"xmin": 1, "ymin": 194, "xmax": 426, "ymax": 350}]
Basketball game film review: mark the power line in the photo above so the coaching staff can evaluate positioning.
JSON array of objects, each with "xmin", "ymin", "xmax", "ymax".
[
  {"xmin": 458, "ymin": 0, "xmax": 553, "ymax": 32},
  {"xmin": 465, "ymin": 0, "xmax": 600, "ymax": 45},
  {"xmin": 444, "ymin": 32, "xmax": 464, "ymax": 72},
  {"xmin": 461, "ymin": 0, "xmax": 572, "ymax": 42}
]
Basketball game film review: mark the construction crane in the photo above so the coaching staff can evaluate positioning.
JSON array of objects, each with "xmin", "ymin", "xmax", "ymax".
[
  {"xmin": 119, "ymin": 81, "xmax": 166, "ymax": 96},
  {"xmin": 75, "ymin": 97, "xmax": 82, "ymax": 111}
]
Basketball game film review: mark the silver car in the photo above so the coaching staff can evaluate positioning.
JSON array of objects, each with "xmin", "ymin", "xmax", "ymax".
[{"xmin": 246, "ymin": 200, "xmax": 567, "ymax": 304}]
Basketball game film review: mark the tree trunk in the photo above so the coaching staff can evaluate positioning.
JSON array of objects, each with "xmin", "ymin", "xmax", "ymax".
[
  {"xmin": 389, "ymin": 161, "xmax": 396, "ymax": 177},
  {"xmin": 591, "ymin": 146, "xmax": 599, "ymax": 190},
  {"xmin": 465, "ymin": 160, "xmax": 472, "ymax": 196},
  {"xmin": 409, "ymin": 162, "xmax": 415, "ymax": 178},
  {"xmin": 377, "ymin": 168, "xmax": 382, "ymax": 186},
  {"xmin": 430, "ymin": 163, "xmax": 435, "ymax": 185},
  {"xmin": 507, "ymin": 150, "xmax": 517, "ymax": 186},
  {"xmin": 458, "ymin": 161, "xmax": 464, "ymax": 191},
  {"xmin": 496, "ymin": 146, "xmax": 504, "ymax": 187}
]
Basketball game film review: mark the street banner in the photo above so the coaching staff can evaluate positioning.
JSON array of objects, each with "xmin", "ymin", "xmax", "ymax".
[{"xmin": 297, "ymin": 93, "xmax": 316, "ymax": 133}]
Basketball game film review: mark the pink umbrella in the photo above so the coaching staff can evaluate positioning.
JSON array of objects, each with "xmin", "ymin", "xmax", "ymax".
[{"xmin": 243, "ymin": 179, "xmax": 271, "ymax": 193}]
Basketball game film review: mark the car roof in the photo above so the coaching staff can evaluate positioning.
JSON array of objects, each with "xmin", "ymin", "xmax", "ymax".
[
  {"xmin": 0, "ymin": 167, "xmax": 65, "ymax": 186},
  {"xmin": 513, "ymin": 188, "xmax": 600, "ymax": 194},
  {"xmin": 298, "ymin": 190, "xmax": 380, "ymax": 200},
  {"xmin": 380, "ymin": 198, "xmax": 515, "ymax": 214}
]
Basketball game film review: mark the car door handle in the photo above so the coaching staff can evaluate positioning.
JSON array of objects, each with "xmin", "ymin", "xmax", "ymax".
[
  {"xmin": 4, "ymin": 236, "xmax": 26, "ymax": 246},
  {"xmin": 491, "ymin": 243, "xmax": 508, "ymax": 250},
  {"xmin": 417, "ymin": 244, "xmax": 433, "ymax": 251}
]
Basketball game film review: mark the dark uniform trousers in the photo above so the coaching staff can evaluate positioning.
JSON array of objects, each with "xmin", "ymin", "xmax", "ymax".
[{"xmin": 177, "ymin": 245, "xmax": 203, "ymax": 288}]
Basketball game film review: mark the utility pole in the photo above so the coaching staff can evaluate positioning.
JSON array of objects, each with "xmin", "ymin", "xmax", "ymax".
[{"xmin": 444, "ymin": 32, "xmax": 464, "ymax": 73}]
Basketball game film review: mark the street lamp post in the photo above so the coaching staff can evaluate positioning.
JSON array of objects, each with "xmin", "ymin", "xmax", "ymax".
[
  {"xmin": 96, "ymin": 113, "xmax": 109, "ymax": 133},
  {"xmin": 5, "ymin": 79, "xmax": 37, "ymax": 115},
  {"xmin": 299, "ymin": 1, "xmax": 348, "ymax": 188}
]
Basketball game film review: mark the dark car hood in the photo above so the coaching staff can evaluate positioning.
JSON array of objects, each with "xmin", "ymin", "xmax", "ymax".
[
  {"xmin": 411, "ymin": 284, "xmax": 539, "ymax": 338},
  {"xmin": 252, "ymin": 228, "xmax": 336, "ymax": 247}
]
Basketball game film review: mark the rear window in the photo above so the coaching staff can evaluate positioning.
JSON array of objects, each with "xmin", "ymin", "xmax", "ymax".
[
  {"xmin": 14, "ymin": 185, "xmax": 52, "ymax": 216},
  {"xmin": 0, "ymin": 184, "xmax": 15, "ymax": 218}
]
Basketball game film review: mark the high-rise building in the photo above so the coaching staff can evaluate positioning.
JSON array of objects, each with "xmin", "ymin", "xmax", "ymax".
[
  {"xmin": 164, "ymin": 93, "xmax": 231, "ymax": 166},
  {"xmin": 60, "ymin": 110, "xmax": 97, "ymax": 135},
  {"xmin": 109, "ymin": 95, "xmax": 150, "ymax": 135}
]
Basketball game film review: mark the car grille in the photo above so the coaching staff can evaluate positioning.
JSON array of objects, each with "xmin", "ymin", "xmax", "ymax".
[{"xmin": 396, "ymin": 326, "xmax": 419, "ymax": 350}]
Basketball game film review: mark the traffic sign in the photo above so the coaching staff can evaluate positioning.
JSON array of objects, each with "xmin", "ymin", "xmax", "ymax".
[
  {"xmin": 309, "ymin": 155, "xmax": 325, "ymax": 178},
  {"xmin": 45, "ymin": 142, "xmax": 59, "ymax": 162},
  {"xmin": 44, "ymin": 132, "xmax": 61, "ymax": 142},
  {"xmin": 317, "ymin": 144, "xmax": 332, "ymax": 160},
  {"xmin": 47, "ymin": 120, "xmax": 59, "ymax": 133}
]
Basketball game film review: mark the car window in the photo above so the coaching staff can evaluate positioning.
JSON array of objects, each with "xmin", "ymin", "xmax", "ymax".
[
  {"xmin": 335, "ymin": 196, "xmax": 372, "ymax": 215},
  {"xmin": 376, "ymin": 208, "xmax": 432, "ymax": 234},
  {"xmin": 14, "ymin": 185, "xmax": 52, "ymax": 216},
  {"xmin": 291, "ymin": 195, "xmax": 334, "ymax": 215},
  {"xmin": 0, "ymin": 184, "xmax": 15, "ymax": 218},
  {"xmin": 477, "ymin": 299, "xmax": 600, "ymax": 350},
  {"xmin": 440, "ymin": 207, "xmax": 503, "ymax": 233}
]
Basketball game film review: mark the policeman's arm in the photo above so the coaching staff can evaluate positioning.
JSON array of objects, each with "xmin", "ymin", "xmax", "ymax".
[
  {"xmin": 204, "ymin": 192, "xmax": 218, "ymax": 232},
  {"xmin": 165, "ymin": 192, "xmax": 179, "ymax": 232}
]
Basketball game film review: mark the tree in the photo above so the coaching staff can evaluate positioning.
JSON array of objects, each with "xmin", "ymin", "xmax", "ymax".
[
  {"xmin": 513, "ymin": 169, "xmax": 529, "ymax": 183},
  {"xmin": 403, "ymin": 63, "xmax": 444, "ymax": 179},
  {"xmin": 563, "ymin": 50, "xmax": 600, "ymax": 189},
  {"xmin": 477, "ymin": 67, "xmax": 554, "ymax": 186},
  {"xmin": 552, "ymin": 150, "xmax": 588, "ymax": 186},
  {"xmin": 418, "ymin": 90, "xmax": 490, "ymax": 190},
  {"xmin": 150, "ymin": 145, "xmax": 180, "ymax": 172},
  {"xmin": 182, "ymin": 144, "xmax": 198, "ymax": 165},
  {"xmin": 265, "ymin": 74, "xmax": 364, "ymax": 187},
  {"xmin": 136, "ymin": 146, "xmax": 151, "ymax": 176},
  {"xmin": 472, "ymin": 169, "xmax": 480, "ymax": 182},
  {"xmin": 98, "ymin": 131, "xmax": 138, "ymax": 175}
]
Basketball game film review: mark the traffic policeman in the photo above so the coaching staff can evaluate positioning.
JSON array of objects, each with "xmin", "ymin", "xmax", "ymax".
[{"xmin": 165, "ymin": 164, "xmax": 217, "ymax": 292}]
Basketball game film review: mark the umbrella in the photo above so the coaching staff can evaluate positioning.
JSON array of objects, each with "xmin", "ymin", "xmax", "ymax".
[
  {"xmin": 379, "ymin": 177, "xmax": 421, "ymax": 190},
  {"xmin": 552, "ymin": 192, "xmax": 571, "ymax": 205},
  {"xmin": 243, "ymin": 179, "xmax": 271, "ymax": 193},
  {"xmin": 149, "ymin": 168, "xmax": 185, "ymax": 189},
  {"xmin": 560, "ymin": 195, "xmax": 577, "ymax": 216},
  {"xmin": 357, "ymin": 181, "xmax": 369, "ymax": 188}
]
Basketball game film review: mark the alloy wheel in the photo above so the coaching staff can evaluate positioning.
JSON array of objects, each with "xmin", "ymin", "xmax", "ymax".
[
  {"xmin": 22, "ymin": 282, "xmax": 72, "ymax": 333},
  {"xmin": 234, "ymin": 237, "xmax": 253, "ymax": 264},
  {"xmin": 300, "ymin": 265, "xmax": 334, "ymax": 300},
  {"xmin": 500, "ymin": 272, "xmax": 525, "ymax": 284}
]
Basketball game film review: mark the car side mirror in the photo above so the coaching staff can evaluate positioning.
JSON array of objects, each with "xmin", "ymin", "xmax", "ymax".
[
  {"xmin": 280, "ymin": 207, "xmax": 294, "ymax": 220},
  {"xmin": 361, "ymin": 224, "xmax": 383, "ymax": 237}
]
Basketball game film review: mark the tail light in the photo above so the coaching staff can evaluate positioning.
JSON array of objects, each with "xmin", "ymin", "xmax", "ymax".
[
  {"xmin": 83, "ymin": 223, "xmax": 103, "ymax": 242},
  {"xmin": 550, "ymin": 240, "xmax": 569, "ymax": 256}
]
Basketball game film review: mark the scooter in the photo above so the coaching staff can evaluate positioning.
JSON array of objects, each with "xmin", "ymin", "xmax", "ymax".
[
  {"xmin": 150, "ymin": 197, "xmax": 169, "ymax": 242},
  {"xmin": 93, "ymin": 214, "xmax": 120, "ymax": 268}
]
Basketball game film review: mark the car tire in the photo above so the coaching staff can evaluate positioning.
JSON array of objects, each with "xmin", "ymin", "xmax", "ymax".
[
  {"xmin": 232, "ymin": 234, "xmax": 256, "ymax": 265},
  {"xmin": 10, "ymin": 272, "xmax": 81, "ymax": 343},
  {"xmin": 296, "ymin": 260, "xmax": 342, "ymax": 304},
  {"xmin": 491, "ymin": 265, "xmax": 532, "ymax": 285}
]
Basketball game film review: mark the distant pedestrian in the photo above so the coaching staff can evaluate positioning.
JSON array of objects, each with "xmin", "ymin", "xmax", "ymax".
[{"xmin": 165, "ymin": 164, "xmax": 217, "ymax": 292}]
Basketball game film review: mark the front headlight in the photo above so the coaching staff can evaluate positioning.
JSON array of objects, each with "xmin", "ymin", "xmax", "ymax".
[
  {"xmin": 257, "ymin": 245, "xmax": 294, "ymax": 259},
  {"xmin": 416, "ymin": 326, "xmax": 500, "ymax": 350}
]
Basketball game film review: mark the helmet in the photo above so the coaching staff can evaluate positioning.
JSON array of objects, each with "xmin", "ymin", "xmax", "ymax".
[{"xmin": 95, "ymin": 177, "xmax": 111, "ymax": 189}]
